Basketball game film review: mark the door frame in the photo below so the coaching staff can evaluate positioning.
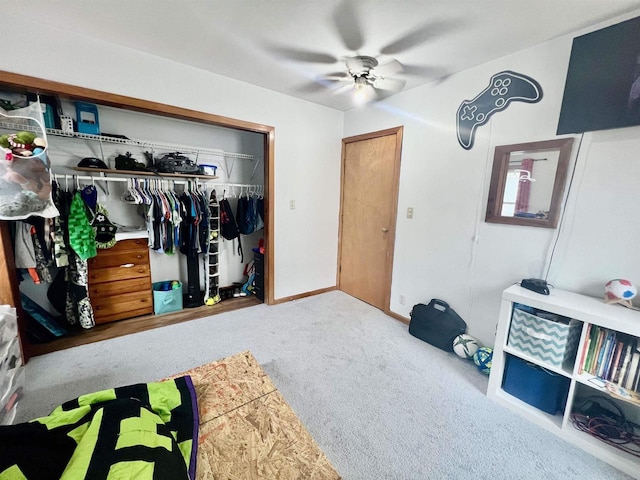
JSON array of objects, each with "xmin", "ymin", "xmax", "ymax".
[{"xmin": 337, "ymin": 126, "xmax": 403, "ymax": 314}]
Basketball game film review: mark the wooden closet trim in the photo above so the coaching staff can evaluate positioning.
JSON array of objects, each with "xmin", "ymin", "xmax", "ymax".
[{"xmin": 0, "ymin": 71, "xmax": 276, "ymax": 360}]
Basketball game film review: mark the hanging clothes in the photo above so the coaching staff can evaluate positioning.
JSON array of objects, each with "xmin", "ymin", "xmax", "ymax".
[
  {"xmin": 14, "ymin": 221, "xmax": 37, "ymax": 269},
  {"xmin": 51, "ymin": 181, "xmax": 69, "ymax": 268},
  {"xmin": 65, "ymin": 250, "xmax": 95, "ymax": 329},
  {"xmin": 49, "ymin": 180, "xmax": 96, "ymax": 329},
  {"xmin": 80, "ymin": 185, "xmax": 117, "ymax": 249},
  {"xmin": 13, "ymin": 221, "xmax": 39, "ymax": 283},
  {"xmin": 68, "ymin": 191, "xmax": 96, "ymax": 261},
  {"xmin": 236, "ymin": 195, "xmax": 255, "ymax": 235}
]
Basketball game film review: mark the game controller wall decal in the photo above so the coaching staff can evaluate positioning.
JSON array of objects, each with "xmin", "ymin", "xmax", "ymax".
[{"xmin": 456, "ymin": 71, "xmax": 543, "ymax": 150}]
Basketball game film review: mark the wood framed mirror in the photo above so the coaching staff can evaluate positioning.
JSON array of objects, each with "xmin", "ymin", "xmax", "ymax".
[{"xmin": 485, "ymin": 138, "xmax": 574, "ymax": 228}]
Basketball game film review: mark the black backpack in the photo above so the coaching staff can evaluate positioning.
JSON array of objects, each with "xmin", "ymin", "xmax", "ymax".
[
  {"xmin": 236, "ymin": 196, "xmax": 256, "ymax": 235},
  {"xmin": 220, "ymin": 198, "xmax": 243, "ymax": 262}
]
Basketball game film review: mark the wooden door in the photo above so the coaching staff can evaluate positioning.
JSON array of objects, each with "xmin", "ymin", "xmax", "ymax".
[{"xmin": 338, "ymin": 127, "xmax": 403, "ymax": 311}]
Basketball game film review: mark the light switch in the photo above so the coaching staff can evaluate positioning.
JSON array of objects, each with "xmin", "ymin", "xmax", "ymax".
[
  {"xmin": 407, "ymin": 207, "xmax": 414, "ymax": 219},
  {"xmin": 290, "ymin": 200, "xmax": 295, "ymax": 210}
]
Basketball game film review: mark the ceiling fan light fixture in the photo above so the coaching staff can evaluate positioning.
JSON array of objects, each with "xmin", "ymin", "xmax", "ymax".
[{"xmin": 354, "ymin": 76, "xmax": 368, "ymax": 90}]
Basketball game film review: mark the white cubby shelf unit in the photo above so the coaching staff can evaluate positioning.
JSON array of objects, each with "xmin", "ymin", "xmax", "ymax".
[{"xmin": 487, "ymin": 284, "xmax": 640, "ymax": 478}]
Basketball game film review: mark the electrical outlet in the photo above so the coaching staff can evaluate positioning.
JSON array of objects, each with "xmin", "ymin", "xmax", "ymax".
[
  {"xmin": 407, "ymin": 207, "xmax": 414, "ymax": 219},
  {"xmin": 399, "ymin": 294, "xmax": 406, "ymax": 305},
  {"xmin": 290, "ymin": 200, "xmax": 295, "ymax": 210}
]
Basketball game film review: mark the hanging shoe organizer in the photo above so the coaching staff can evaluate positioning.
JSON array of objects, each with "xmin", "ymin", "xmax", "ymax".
[{"xmin": 205, "ymin": 189, "xmax": 221, "ymax": 305}]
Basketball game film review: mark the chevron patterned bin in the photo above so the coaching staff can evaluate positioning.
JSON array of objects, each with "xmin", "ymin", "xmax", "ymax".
[{"xmin": 507, "ymin": 307, "xmax": 582, "ymax": 367}]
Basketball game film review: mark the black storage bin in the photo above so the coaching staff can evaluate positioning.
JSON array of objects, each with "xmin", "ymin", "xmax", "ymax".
[{"xmin": 502, "ymin": 354, "xmax": 570, "ymax": 414}]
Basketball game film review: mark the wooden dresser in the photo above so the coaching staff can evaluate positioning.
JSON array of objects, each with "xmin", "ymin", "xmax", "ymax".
[{"xmin": 87, "ymin": 238, "xmax": 153, "ymax": 324}]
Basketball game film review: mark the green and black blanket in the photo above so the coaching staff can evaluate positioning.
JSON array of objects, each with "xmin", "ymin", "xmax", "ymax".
[{"xmin": 0, "ymin": 376, "xmax": 198, "ymax": 480}]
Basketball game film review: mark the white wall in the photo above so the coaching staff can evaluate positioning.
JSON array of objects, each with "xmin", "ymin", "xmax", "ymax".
[
  {"xmin": 1, "ymin": 17, "xmax": 344, "ymax": 301},
  {"xmin": 344, "ymin": 10, "xmax": 640, "ymax": 346}
]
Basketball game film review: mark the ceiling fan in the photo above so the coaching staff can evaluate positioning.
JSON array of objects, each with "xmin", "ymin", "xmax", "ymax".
[
  {"xmin": 267, "ymin": 0, "xmax": 456, "ymax": 105},
  {"xmin": 320, "ymin": 55, "xmax": 407, "ymax": 103}
]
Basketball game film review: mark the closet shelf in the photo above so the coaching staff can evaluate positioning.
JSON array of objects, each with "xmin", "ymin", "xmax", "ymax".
[
  {"xmin": 0, "ymin": 120, "xmax": 255, "ymax": 160},
  {"xmin": 71, "ymin": 167, "xmax": 219, "ymax": 180}
]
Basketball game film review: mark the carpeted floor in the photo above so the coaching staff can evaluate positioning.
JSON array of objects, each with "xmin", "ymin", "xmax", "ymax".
[{"xmin": 17, "ymin": 291, "xmax": 633, "ymax": 479}]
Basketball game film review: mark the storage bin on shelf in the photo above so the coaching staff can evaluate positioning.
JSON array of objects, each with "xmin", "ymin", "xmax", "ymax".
[
  {"xmin": 152, "ymin": 281, "xmax": 183, "ymax": 315},
  {"xmin": 508, "ymin": 304, "xmax": 582, "ymax": 367},
  {"xmin": 502, "ymin": 354, "xmax": 570, "ymax": 414}
]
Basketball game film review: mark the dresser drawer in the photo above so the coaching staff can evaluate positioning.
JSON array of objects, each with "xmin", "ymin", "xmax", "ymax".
[
  {"xmin": 88, "ymin": 277, "xmax": 152, "ymax": 299},
  {"xmin": 89, "ymin": 263, "xmax": 151, "ymax": 284},
  {"xmin": 92, "ymin": 290, "xmax": 153, "ymax": 324},
  {"xmin": 105, "ymin": 238, "xmax": 149, "ymax": 252},
  {"xmin": 88, "ymin": 243, "xmax": 150, "ymax": 270},
  {"xmin": 88, "ymin": 250, "xmax": 149, "ymax": 270}
]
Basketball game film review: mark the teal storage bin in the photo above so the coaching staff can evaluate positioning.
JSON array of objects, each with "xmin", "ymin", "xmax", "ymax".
[
  {"xmin": 153, "ymin": 281, "xmax": 183, "ymax": 315},
  {"xmin": 75, "ymin": 102, "xmax": 100, "ymax": 135}
]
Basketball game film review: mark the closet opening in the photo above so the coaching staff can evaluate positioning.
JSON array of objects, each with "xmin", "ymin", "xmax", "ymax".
[{"xmin": 0, "ymin": 72, "xmax": 275, "ymax": 361}]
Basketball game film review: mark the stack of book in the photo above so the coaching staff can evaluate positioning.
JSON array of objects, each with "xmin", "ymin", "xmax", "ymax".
[{"xmin": 578, "ymin": 325, "xmax": 640, "ymax": 392}]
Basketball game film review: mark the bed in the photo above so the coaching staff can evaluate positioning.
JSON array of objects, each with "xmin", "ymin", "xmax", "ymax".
[{"xmin": 0, "ymin": 351, "xmax": 341, "ymax": 480}]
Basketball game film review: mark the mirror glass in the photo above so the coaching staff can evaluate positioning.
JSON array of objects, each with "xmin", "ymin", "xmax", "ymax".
[{"xmin": 485, "ymin": 138, "xmax": 574, "ymax": 228}]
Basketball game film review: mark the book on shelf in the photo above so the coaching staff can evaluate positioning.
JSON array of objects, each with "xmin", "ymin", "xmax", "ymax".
[
  {"xmin": 617, "ymin": 339, "xmax": 634, "ymax": 387},
  {"xmin": 624, "ymin": 345, "xmax": 640, "ymax": 390},
  {"xmin": 607, "ymin": 340, "xmax": 624, "ymax": 382},
  {"xmin": 584, "ymin": 326, "xmax": 601, "ymax": 374},
  {"xmin": 580, "ymin": 327, "xmax": 640, "ymax": 391},
  {"xmin": 587, "ymin": 327, "xmax": 605, "ymax": 375},
  {"xmin": 578, "ymin": 323, "xmax": 592, "ymax": 374},
  {"xmin": 633, "ymin": 359, "xmax": 640, "ymax": 392},
  {"xmin": 597, "ymin": 331, "xmax": 615, "ymax": 379}
]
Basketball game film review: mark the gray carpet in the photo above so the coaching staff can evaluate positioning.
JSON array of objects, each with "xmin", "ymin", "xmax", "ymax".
[{"xmin": 17, "ymin": 291, "xmax": 632, "ymax": 479}]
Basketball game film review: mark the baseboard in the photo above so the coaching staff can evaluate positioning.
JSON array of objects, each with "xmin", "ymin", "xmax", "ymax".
[
  {"xmin": 386, "ymin": 310, "xmax": 410, "ymax": 325},
  {"xmin": 272, "ymin": 286, "xmax": 337, "ymax": 304}
]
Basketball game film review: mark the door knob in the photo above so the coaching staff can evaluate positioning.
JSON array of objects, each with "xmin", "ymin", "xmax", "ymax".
[{"xmin": 382, "ymin": 227, "xmax": 389, "ymax": 232}]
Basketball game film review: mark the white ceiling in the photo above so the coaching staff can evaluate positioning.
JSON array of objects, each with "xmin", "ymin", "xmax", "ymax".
[{"xmin": 21, "ymin": 0, "xmax": 640, "ymax": 111}]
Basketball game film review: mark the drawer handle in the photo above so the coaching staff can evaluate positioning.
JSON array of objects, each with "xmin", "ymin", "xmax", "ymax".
[
  {"xmin": 120, "ymin": 263, "xmax": 134, "ymax": 268},
  {"xmin": 524, "ymin": 326, "xmax": 551, "ymax": 341}
]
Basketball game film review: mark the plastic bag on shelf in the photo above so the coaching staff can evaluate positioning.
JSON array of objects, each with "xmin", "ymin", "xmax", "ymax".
[{"xmin": 0, "ymin": 102, "xmax": 59, "ymax": 220}]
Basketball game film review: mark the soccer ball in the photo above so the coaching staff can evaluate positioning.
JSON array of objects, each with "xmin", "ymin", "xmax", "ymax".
[
  {"xmin": 452, "ymin": 334, "xmax": 479, "ymax": 360},
  {"xmin": 605, "ymin": 279, "xmax": 637, "ymax": 307},
  {"xmin": 473, "ymin": 347, "xmax": 493, "ymax": 375}
]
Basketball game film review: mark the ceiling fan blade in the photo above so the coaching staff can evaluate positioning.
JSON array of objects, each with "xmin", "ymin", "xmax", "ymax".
[
  {"xmin": 266, "ymin": 44, "xmax": 338, "ymax": 64},
  {"xmin": 332, "ymin": 0, "xmax": 365, "ymax": 51},
  {"xmin": 380, "ymin": 20, "xmax": 457, "ymax": 55},
  {"xmin": 319, "ymin": 72, "xmax": 352, "ymax": 81},
  {"xmin": 373, "ymin": 77, "xmax": 406, "ymax": 93},
  {"xmin": 295, "ymin": 82, "xmax": 335, "ymax": 94},
  {"xmin": 401, "ymin": 63, "xmax": 447, "ymax": 77},
  {"xmin": 372, "ymin": 59, "xmax": 404, "ymax": 77}
]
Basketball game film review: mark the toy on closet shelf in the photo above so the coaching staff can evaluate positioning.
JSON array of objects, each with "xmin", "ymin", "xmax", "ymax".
[
  {"xmin": 0, "ymin": 131, "xmax": 47, "ymax": 158},
  {"xmin": 0, "ymin": 131, "xmax": 51, "ymax": 201},
  {"xmin": 604, "ymin": 279, "xmax": 637, "ymax": 309}
]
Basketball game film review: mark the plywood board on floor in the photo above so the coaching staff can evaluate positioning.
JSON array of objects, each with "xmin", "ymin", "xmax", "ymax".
[
  {"xmin": 169, "ymin": 351, "xmax": 341, "ymax": 480},
  {"xmin": 170, "ymin": 350, "xmax": 276, "ymax": 423},
  {"xmin": 197, "ymin": 390, "xmax": 339, "ymax": 480}
]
